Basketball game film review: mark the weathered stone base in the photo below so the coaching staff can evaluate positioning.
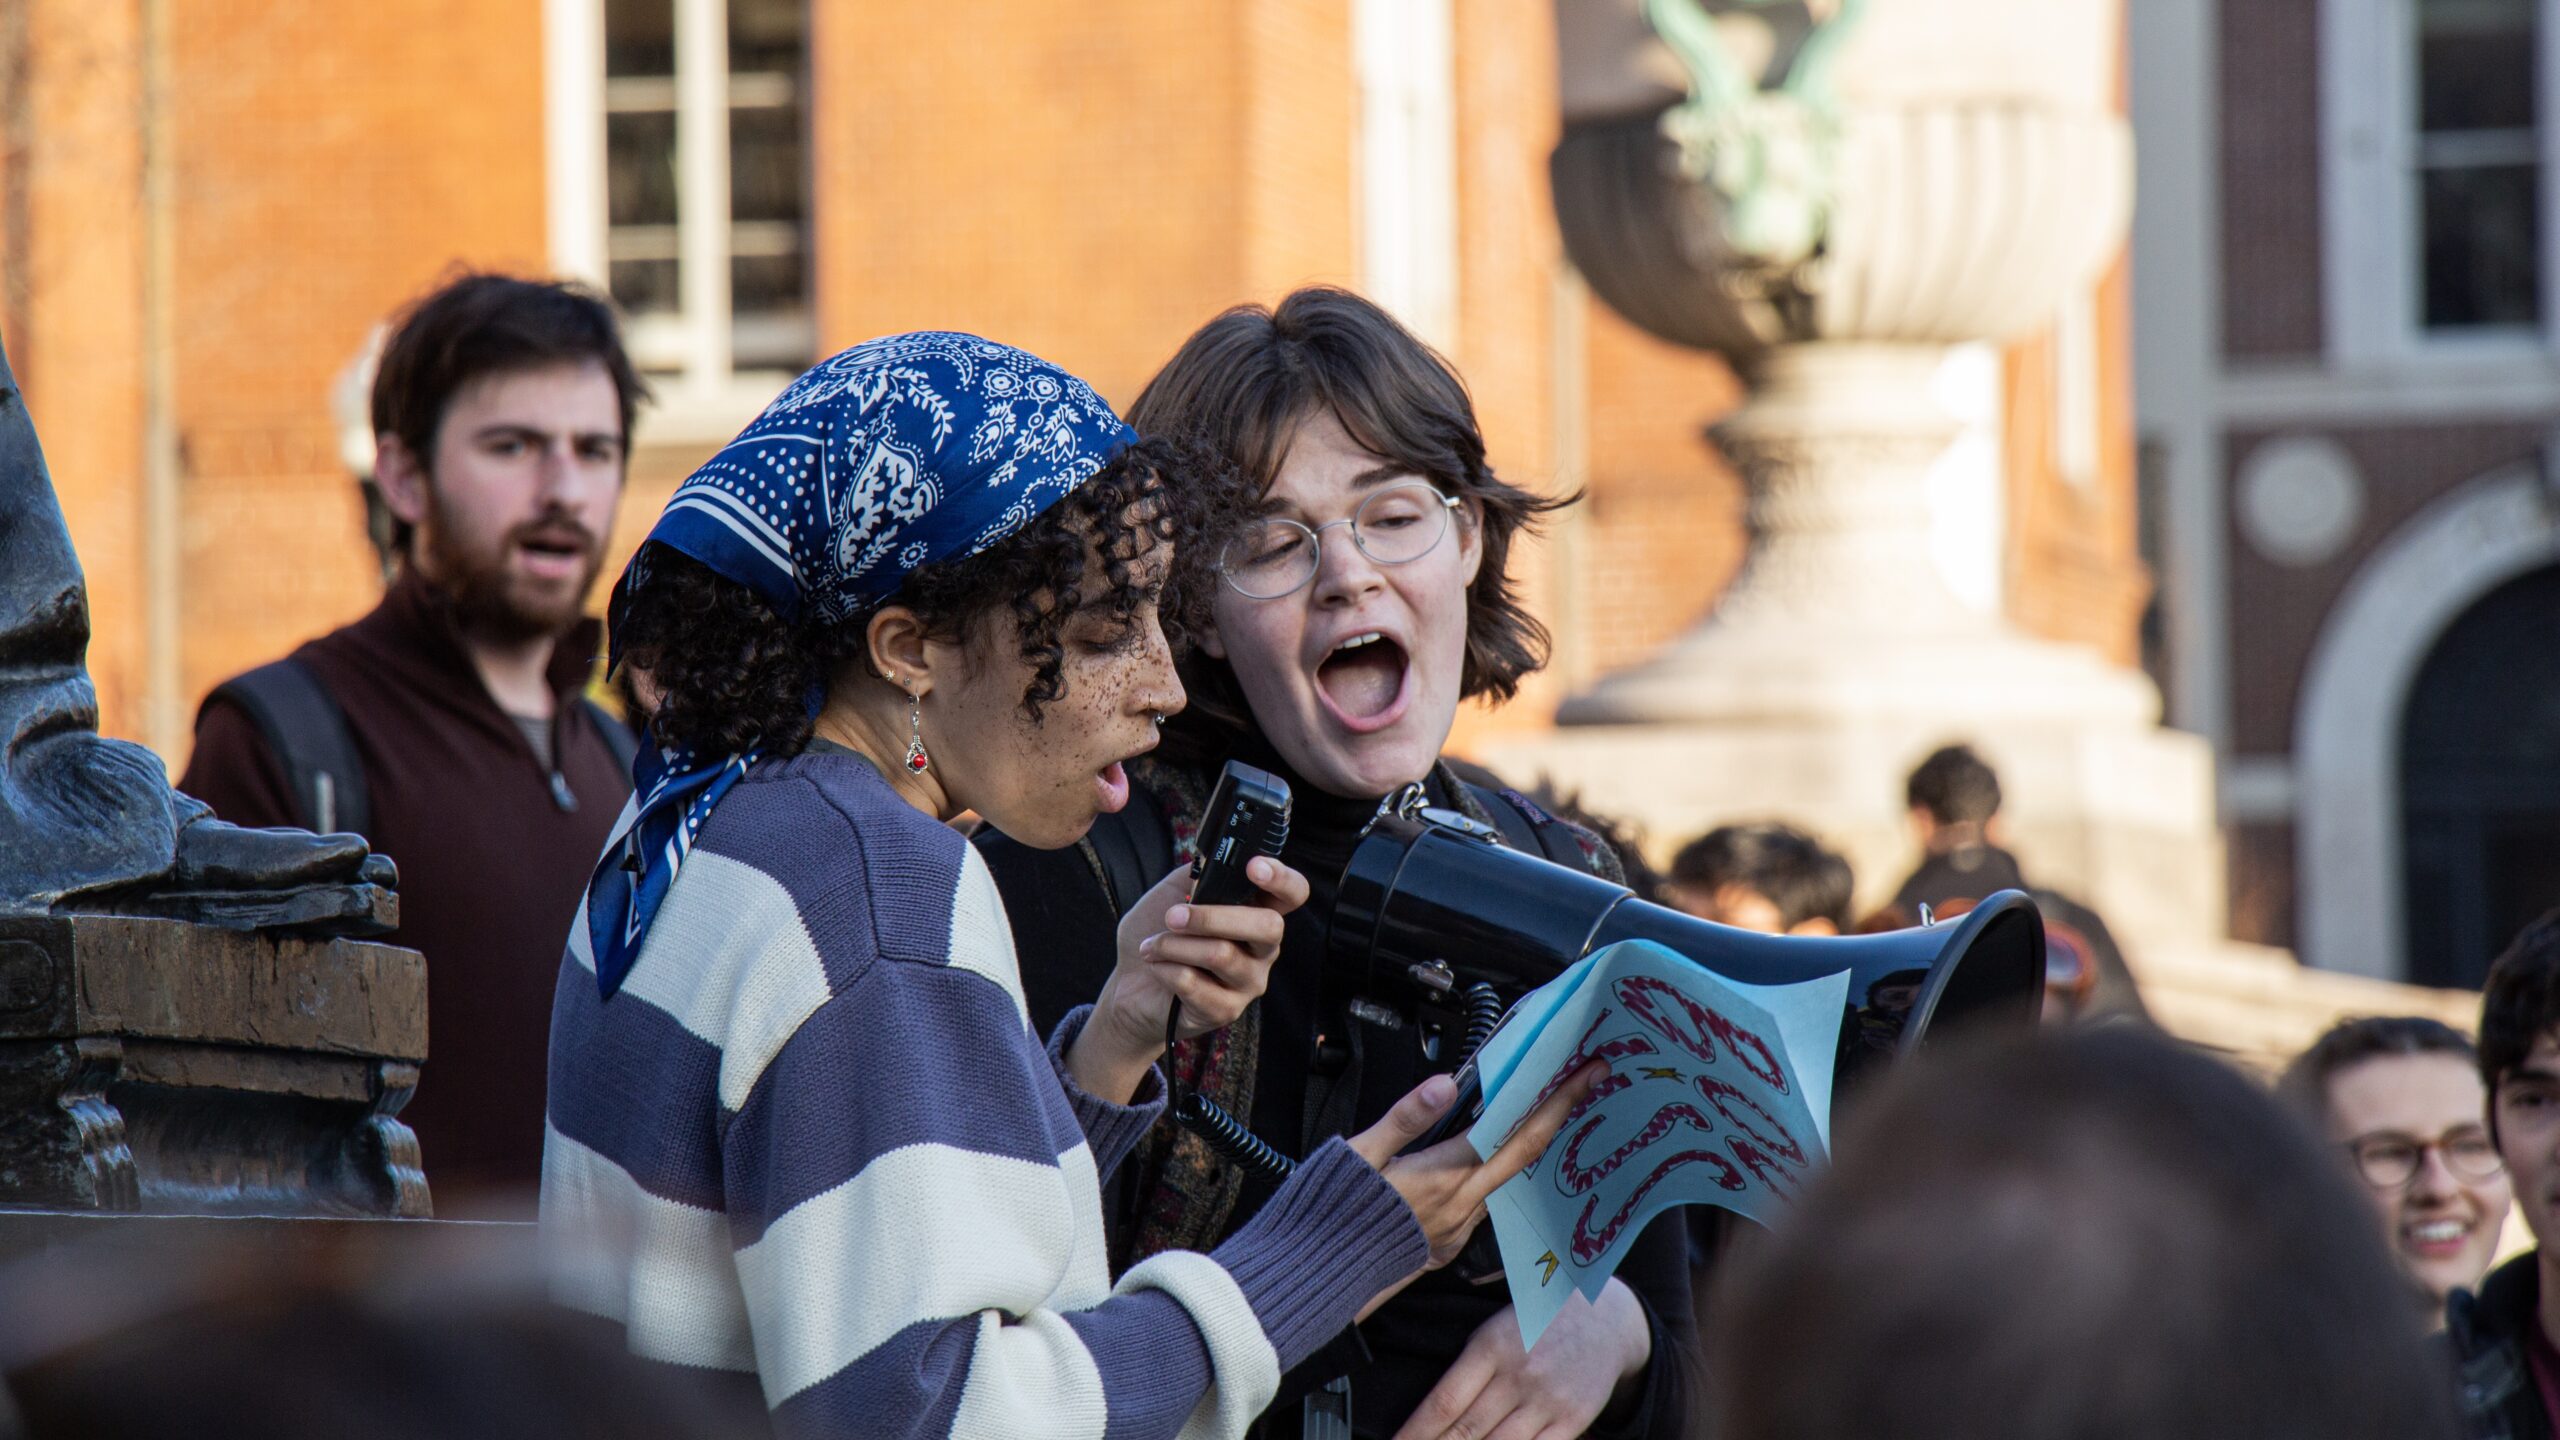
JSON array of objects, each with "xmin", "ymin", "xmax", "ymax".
[{"xmin": 0, "ymin": 916, "xmax": 428, "ymax": 1217}]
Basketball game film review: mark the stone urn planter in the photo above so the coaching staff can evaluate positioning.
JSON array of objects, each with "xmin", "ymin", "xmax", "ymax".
[{"xmin": 1498, "ymin": 0, "xmax": 2225, "ymax": 948}]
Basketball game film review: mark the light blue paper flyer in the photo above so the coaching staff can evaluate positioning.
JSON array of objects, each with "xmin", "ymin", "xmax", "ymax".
[{"xmin": 1466, "ymin": 939, "xmax": 1849, "ymax": 1347}]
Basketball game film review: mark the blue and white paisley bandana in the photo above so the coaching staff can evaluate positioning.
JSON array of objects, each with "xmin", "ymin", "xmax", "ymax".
[{"xmin": 585, "ymin": 332, "xmax": 1136, "ymax": 998}]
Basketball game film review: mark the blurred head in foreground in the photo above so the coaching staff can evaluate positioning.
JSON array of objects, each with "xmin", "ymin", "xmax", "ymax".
[
  {"xmin": 0, "ymin": 1242, "xmax": 762, "ymax": 1440},
  {"xmin": 1706, "ymin": 1026, "xmax": 2457, "ymax": 1440},
  {"xmin": 2281, "ymin": 1016, "xmax": 2508, "ymax": 1315}
]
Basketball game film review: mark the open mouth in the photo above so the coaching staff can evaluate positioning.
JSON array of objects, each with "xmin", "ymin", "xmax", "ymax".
[
  {"xmin": 1314, "ymin": 630, "xmax": 1412, "ymax": 733},
  {"xmin": 1095, "ymin": 760, "xmax": 1131, "ymax": 814},
  {"xmin": 2403, "ymin": 1217, "xmax": 2474, "ymax": 1256},
  {"xmin": 515, "ymin": 528, "xmax": 593, "ymax": 579},
  {"xmin": 1093, "ymin": 728, "xmax": 1161, "ymax": 815}
]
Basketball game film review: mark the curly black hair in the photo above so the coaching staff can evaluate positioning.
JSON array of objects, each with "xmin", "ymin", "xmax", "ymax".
[{"xmin": 613, "ymin": 435, "xmax": 1248, "ymax": 758}]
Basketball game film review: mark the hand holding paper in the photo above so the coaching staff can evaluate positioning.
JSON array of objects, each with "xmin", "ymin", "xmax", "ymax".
[
  {"xmin": 1464, "ymin": 939, "xmax": 1850, "ymax": 1347},
  {"xmin": 1350, "ymin": 1052, "xmax": 1614, "ymax": 1289}
]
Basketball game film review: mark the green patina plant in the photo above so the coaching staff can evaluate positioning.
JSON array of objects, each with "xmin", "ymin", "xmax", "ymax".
[{"xmin": 1646, "ymin": 0, "xmax": 1870, "ymax": 270}]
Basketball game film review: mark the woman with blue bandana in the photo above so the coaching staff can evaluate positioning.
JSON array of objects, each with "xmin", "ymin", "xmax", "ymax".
[{"xmin": 539, "ymin": 332, "xmax": 1606, "ymax": 1440}]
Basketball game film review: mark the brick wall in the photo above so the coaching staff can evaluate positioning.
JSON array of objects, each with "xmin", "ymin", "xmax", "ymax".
[
  {"xmin": 17, "ymin": 0, "xmax": 2140, "ymax": 788},
  {"xmin": 12, "ymin": 0, "xmax": 147, "ymax": 734},
  {"xmin": 2219, "ymin": 0, "xmax": 2325, "ymax": 360},
  {"xmin": 15, "ymin": 0, "xmax": 549, "ymax": 767},
  {"xmin": 1572, "ymin": 299, "xmax": 1746, "ymax": 679},
  {"xmin": 2005, "ymin": 254, "xmax": 2151, "ymax": 665},
  {"xmin": 809, "ymin": 3, "xmax": 1300, "ymax": 408},
  {"xmin": 166, "ymin": 0, "xmax": 549, "ymax": 747},
  {"xmin": 2224, "ymin": 419, "xmax": 2546, "ymax": 755}
]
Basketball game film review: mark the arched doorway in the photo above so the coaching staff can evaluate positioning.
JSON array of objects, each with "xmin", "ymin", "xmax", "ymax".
[
  {"xmin": 2297, "ymin": 463, "xmax": 2560, "ymax": 980},
  {"xmin": 2400, "ymin": 564, "xmax": 2560, "ymax": 988}
]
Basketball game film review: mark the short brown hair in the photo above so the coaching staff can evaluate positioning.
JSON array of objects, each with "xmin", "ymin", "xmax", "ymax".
[
  {"xmin": 2277, "ymin": 1015, "xmax": 2476, "ymax": 1131},
  {"xmin": 371, "ymin": 272, "xmax": 648, "ymax": 551},
  {"xmin": 1126, "ymin": 287, "xmax": 1566, "ymax": 742}
]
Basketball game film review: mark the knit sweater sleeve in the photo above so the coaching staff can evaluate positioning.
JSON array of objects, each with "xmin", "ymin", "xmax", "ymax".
[
  {"xmin": 1045, "ymin": 1003, "xmax": 1169, "ymax": 1184},
  {"xmin": 724, "ymin": 943, "xmax": 1428, "ymax": 1440}
]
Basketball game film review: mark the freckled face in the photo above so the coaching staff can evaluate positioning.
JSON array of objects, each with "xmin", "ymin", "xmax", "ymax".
[
  {"xmin": 2331, "ymin": 1052, "xmax": 2512, "ymax": 1305},
  {"xmin": 926, "ymin": 548, "xmax": 1186, "ymax": 850},
  {"xmin": 1203, "ymin": 410, "xmax": 1481, "ymax": 800}
]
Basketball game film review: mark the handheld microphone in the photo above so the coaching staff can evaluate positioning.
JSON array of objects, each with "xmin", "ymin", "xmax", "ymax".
[
  {"xmin": 1187, "ymin": 761, "xmax": 1292, "ymax": 907},
  {"xmin": 1165, "ymin": 761, "xmax": 1297, "ymax": 1183}
]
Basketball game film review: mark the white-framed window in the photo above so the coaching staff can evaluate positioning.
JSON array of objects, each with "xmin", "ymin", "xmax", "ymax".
[
  {"xmin": 1355, "ymin": 0, "xmax": 1459, "ymax": 353},
  {"xmin": 547, "ymin": 0, "xmax": 810, "ymax": 432},
  {"xmin": 2325, "ymin": 0, "xmax": 2560, "ymax": 362}
]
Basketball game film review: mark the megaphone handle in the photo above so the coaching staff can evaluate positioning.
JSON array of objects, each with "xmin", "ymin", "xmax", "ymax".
[{"xmin": 1400, "ymin": 1057, "xmax": 1484, "ymax": 1156}]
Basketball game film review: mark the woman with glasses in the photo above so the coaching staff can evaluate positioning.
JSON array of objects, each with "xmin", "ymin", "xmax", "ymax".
[
  {"xmin": 2281, "ymin": 1016, "xmax": 2514, "ymax": 1321},
  {"xmin": 975, "ymin": 289, "xmax": 1693, "ymax": 1440}
]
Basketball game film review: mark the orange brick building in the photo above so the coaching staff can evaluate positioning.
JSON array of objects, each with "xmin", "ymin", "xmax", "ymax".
[{"xmin": 0, "ymin": 0, "xmax": 2139, "ymax": 790}]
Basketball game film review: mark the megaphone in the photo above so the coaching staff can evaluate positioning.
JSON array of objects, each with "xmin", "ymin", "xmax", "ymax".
[{"xmin": 1329, "ymin": 800, "xmax": 2045, "ymax": 1090}]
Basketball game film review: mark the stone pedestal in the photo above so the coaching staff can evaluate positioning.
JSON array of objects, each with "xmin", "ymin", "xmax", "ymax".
[
  {"xmin": 1488, "ymin": 345, "xmax": 2225, "ymax": 952},
  {"xmin": 1529, "ymin": 2, "xmax": 2225, "ymax": 948},
  {"xmin": 0, "ymin": 916, "xmax": 429, "ymax": 1217}
]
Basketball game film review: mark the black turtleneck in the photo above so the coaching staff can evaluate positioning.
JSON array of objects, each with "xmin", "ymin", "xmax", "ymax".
[{"xmin": 1210, "ymin": 733, "xmax": 1461, "ymax": 1212}]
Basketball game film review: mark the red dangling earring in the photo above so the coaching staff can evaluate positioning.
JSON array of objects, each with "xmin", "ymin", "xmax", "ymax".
[{"xmin": 903, "ymin": 689, "xmax": 931, "ymax": 775}]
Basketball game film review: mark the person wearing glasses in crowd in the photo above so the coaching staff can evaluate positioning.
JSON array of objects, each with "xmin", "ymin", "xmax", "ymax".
[
  {"xmin": 539, "ymin": 333, "xmax": 1607, "ymax": 1439},
  {"xmin": 2281, "ymin": 1016, "xmax": 2513, "ymax": 1323},
  {"xmin": 2448, "ymin": 909, "xmax": 2560, "ymax": 1440},
  {"xmin": 974, "ymin": 289, "xmax": 1692, "ymax": 1440}
]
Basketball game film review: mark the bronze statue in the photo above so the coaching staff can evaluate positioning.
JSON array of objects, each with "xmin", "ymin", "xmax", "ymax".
[{"xmin": 0, "ymin": 332, "xmax": 392, "ymax": 930}]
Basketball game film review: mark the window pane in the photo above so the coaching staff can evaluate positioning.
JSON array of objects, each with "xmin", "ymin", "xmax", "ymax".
[
  {"xmin": 731, "ymin": 105, "xmax": 806, "ymax": 224},
  {"xmin": 607, "ymin": 111, "xmax": 679, "ymax": 227},
  {"xmin": 611, "ymin": 258, "xmax": 682, "ymax": 318},
  {"xmin": 729, "ymin": 0, "xmax": 806, "ymax": 78},
  {"xmin": 605, "ymin": 0, "xmax": 675, "ymax": 78},
  {"xmin": 2420, "ymin": 0, "xmax": 2537, "ymax": 132},
  {"xmin": 733, "ymin": 251, "xmax": 806, "ymax": 315},
  {"xmin": 733, "ymin": 250, "xmax": 810, "ymax": 369},
  {"xmin": 2421, "ymin": 163, "xmax": 2543, "ymax": 328}
]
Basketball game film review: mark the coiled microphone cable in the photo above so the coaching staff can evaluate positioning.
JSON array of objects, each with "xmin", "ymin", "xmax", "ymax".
[
  {"xmin": 1165, "ymin": 998, "xmax": 1296, "ymax": 1184},
  {"xmin": 1164, "ymin": 976, "xmax": 1508, "ymax": 1186}
]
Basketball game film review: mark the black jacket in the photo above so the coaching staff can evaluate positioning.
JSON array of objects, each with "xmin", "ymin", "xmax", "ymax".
[
  {"xmin": 2449, "ymin": 1253, "xmax": 2556, "ymax": 1440},
  {"xmin": 975, "ymin": 746, "xmax": 1696, "ymax": 1440}
]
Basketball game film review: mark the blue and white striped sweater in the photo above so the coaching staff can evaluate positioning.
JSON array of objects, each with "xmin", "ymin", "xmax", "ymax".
[{"xmin": 541, "ymin": 750, "xmax": 1426, "ymax": 1439}]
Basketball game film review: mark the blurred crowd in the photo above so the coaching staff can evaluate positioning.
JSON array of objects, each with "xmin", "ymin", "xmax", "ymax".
[{"xmin": 2, "ymin": 271, "xmax": 2552, "ymax": 1440}]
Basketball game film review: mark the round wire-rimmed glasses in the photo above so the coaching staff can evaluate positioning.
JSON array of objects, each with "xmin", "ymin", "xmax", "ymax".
[
  {"xmin": 2344, "ymin": 1128, "xmax": 2505, "ymax": 1189},
  {"xmin": 1217, "ymin": 481, "xmax": 1462, "ymax": 599}
]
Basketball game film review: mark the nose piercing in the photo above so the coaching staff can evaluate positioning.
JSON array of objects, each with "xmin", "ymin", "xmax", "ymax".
[{"xmin": 1151, "ymin": 714, "xmax": 1167, "ymax": 728}]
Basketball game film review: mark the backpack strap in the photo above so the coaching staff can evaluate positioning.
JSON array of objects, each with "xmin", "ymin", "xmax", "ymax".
[
  {"xmin": 1459, "ymin": 779, "xmax": 1544, "ymax": 855},
  {"xmin": 1452, "ymin": 774, "xmax": 1629, "ymax": 884},
  {"xmin": 204, "ymin": 658, "xmax": 371, "ymax": 839},
  {"xmin": 580, "ymin": 697, "xmax": 640, "ymax": 782}
]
